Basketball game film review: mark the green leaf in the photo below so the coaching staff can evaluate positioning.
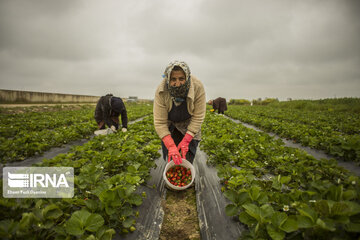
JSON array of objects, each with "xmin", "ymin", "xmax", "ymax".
[
  {"xmin": 99, "ymin": 229, "xmax": 116, "ymax": 240},
  {"xmin": 0, "ymin": 219, "xmax": 19, "ymax": 237},
  {"xmin": 126, "ymin": 165, "xmax": 137, "ymax": 173},
  {"xmin": 19, "ymin": 212, "xmax": 34, "ymax": 231},
  {"xmin": 238, "ymin": 211, "xmax": 257, "ymax": 226},
  {"xmin": 332, "ymin": 215, "xmax": 349, "ymax": 224},
  {"xmin": 316, "ymin": 218, "xmax": 336, "ymax": 231},
  {"xmin": 249, "ymin": 186, "xmax": 261, "ymax": 201},
  {"xmin": 280, "ymin": 176, "xmax": 291, "ymax": 185},
  {"xmin": 99, "ymin": 189, "xmax": 116, "ymax": 204},
  {"xmin": 65, "ymin": 221, "xmax": 84, "ymax": 236},
  {"xmin": 65, "ymin": 209, "xmax": 91, "ymax": 236},
  {"xmin": 105, "ymin": 206, "xmax": 116, "ymax": 215},
  {"xmin": 345, "ymin": 201, "xmax": 360, "ymax": 215},
  {"xmin": 331, "ymin": 202, "xmax": 351, "ymax": 216},
  {"xmin": 93, "ymin": 183, "xmax": 109, "ymax": 197},
  {"xmin": 296, "ymin": 215, "xmax": 315, "ymax": 228},
  {"xmin": 266, "ymin": 224, "xmax": 285, "ymax": 240},
  {"xmin": 122, "ymin": 217, "xmax": 135, "ymax": 228},
  {"xmin": 120, "ymin": 205, "xmax": 134, "ymax": 217},
  {"xmin": 85, "ymin": 214, "xmax": 104, "ymax": 232},
  {"xmin": 315, "ymin": 200, "xmax": 330, "ymax": 217},
  {"xmin": 260, "ymin": 204, "xmax": 274, "ymax": 222},
  {"xmin": 33, "ymin": 208, "xmax": 45, "ymax": 222},
  {"xmin": 225, "ymin": 204, "xmax": 238, "ymax": 216},
  {"xmin": 243, "ymin": 203, "xmax": 261, "ymax": 222},
  {"xmin": 238, "ymin": 191, "xmax": 251, "ymax": 205},
  {"xmin": 343, "ymin": 190, "xmax": 357, "ymax": 201},
  {"xmin": 255, "ymin": 222, "xmax": 260, "ymax": 234},
  {"xmin": 42, "ymin": 220, "xmax": 54, "ymax": 229},
  {"xmin": 224, "ymin": 190, "xmax": 238, "ymax": 203},
  {"xmin": 297, "ymin": 205, "xmax": 317, "ymax": 223},
  {"xmin": 85, "ymin": 199, "xmax": 98, "ymax": 212},
  {"xmin": 271, "ymin": 212, "xmax": 288, "ymax": 228},
  {"xmin": 96, "ymin": 225, "xmax": 107, "ymax": 238},
  {"xmin": 128, "ymin": 194, "xmax": 143, "ymax": 206},
  {"xmin": 125, "ymin": 185, "xmax": 136, "ymax": 197},
  {"xmin": 117, "ymin": 188, "xmax": 126, "ymax": 199},
  {"xmin": 257, "ymin": 192, "xmax": 269, "ymax": 204},
  {"xmin": 272, "ymin": 178, "xmax": 282, "ymax": 191},
  {"xmin": 86, "ymin": 235, "xmax": 96, "ymax": 240},
  {"xmin": 344, "ymin": 222, "xmax": 360, "ymax": 232},
  {"xmin": 301, "ymin": 191, "xmax": 317, "ymax": 201},
  {"xmin": 125, "ymin": 175, "xmax": 141, "ymax": 185},
  {"xmin": 280, "ymin": 215, "xmax": 298, "ymax": 233},
  {"xmin": 328, "ymin": 185, "xmax": 343, "ymax": 201},
  {"xmin": 35, "ymin": 199, "xmax": 45, "ymax": 209},
  {"xmin": 132, "ymin": 162, "xmax": 141, "ymax": 170},
  {"xmin": 43, "ymin": 204, "xmax": 63, "ymax": 220},
  {"xmin": 53, "ymin": 226, "xmax": 67, "ymax": 236}
]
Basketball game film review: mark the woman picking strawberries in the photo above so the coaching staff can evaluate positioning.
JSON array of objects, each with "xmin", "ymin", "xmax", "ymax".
[{"xmin": 153, "ymin": 61, "xmax": 206, "ymax": 165}]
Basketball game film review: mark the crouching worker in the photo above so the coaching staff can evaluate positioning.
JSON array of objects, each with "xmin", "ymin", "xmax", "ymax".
[
  {"xmin": 154, "ymin": 61, "xmax": 206, "ymax": 165},
  {"xmin": 94, "ymin": 94, "xmax": 128, "ymax": 132},
  {"xmin": 208, "ymin": 97, "xmax": 227, "ymax": 114}
]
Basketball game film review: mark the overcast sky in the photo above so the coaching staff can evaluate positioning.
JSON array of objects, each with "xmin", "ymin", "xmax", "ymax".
[{"xmin": 0, "ymin": 0, "xmax": 359, "ymax": 101}]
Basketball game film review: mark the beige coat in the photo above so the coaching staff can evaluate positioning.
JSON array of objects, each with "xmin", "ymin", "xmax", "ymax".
[{"xmin": 153, "ymin": 75, "xmax": 206, "ymax": 140}]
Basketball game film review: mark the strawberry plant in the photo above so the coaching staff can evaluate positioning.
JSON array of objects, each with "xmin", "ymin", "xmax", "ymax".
[
  {"xmin": 201, "ymin": 112, "xmax": 360, "ymax": 239},
  {"xmin": 0, "ymin": 115, "xmax": 161, "ymax": 239},
  {"xmin": 226, "ymin": 103, "xmax": 360, "ymax": 163},
  {"xmin": 0, "ymin": 103, "xmax": 154, "ymax": 163}
]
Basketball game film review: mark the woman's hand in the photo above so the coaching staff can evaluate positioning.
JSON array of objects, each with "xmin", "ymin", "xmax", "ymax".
[
  {"xmin": 162, "ymin": 135, "xmax": 182, "ymax": 164},
  {"xmin": 177, "ymin": 133, "xmax": 193, "ymax": 159}
]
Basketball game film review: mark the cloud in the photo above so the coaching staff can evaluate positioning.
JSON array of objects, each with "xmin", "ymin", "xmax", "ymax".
[{"xmin": 0, "ymin": 0, "xmax": 359, "ymax": 100}]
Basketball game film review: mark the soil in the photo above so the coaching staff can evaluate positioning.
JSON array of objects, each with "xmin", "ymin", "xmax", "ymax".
[{"xmin": 159, "ymin": 186, "xmax": 200, "ymax": 240}]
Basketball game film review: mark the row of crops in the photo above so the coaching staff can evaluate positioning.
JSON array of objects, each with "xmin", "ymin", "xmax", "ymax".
[
  {"xmin": 201, "ymin": 113, "xmax": 360, "ymax": 240},
  {"xmin": 0, "ymin": 103, "xmax": 153, "ymax": 164},
  {"xmin": 1, "ymin": 100, "xmax": 359, "ymax": 239},
  {"xmin": 0, "ymin": 113, "xmax": 161, "ymax": 239},
  {"xmin": 226, "ymin": 105, "xmax": 360, "ymax": 164}
]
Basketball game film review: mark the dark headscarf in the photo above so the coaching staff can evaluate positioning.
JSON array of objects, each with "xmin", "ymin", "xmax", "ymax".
[{"xmin": 163, "ymin": 61, "xmax": 191, "ymax": 102}]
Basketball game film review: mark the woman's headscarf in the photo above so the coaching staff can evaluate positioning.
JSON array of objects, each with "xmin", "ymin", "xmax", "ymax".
[{"xmin": 163, "ymin": 60, "xmax": 191, "ymax": 102}]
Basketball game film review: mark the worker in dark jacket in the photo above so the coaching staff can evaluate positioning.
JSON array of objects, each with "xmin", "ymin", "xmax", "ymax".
[
  {"xmin": 208, "ymin": 97, "xmax": 227, "ymax": 114},
  {"xmin": 94, "ymin": 94, "xmax": 128, "ymax": 132}
]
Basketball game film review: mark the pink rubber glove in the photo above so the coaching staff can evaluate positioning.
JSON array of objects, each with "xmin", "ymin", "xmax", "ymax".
[
  {"xmin": 177, "ymin": 133, "xmax": 193, "ymax": 159},
  {"xmin": 162, "ymin": 135, "xmax": 182, "ymax": 165}
]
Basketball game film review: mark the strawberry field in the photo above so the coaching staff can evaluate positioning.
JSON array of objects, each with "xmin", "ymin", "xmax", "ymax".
[
  {"xmin": 226, "ymin": 99, "xmax": 360, "ymax": 164},
  {"xmin": 201, "ymin": 112, "xmax": 360, "ymax": 240},
  {"xmin": 1, "ymin": 103, "xmax": 160, "ymax": 239},
  {"xmin": 0, "ymin": 103, "xmax": 153, "ymax": 164},
  {"xmin": 1, "ymin": 99, "xmax": 360, "ymax": 240}
]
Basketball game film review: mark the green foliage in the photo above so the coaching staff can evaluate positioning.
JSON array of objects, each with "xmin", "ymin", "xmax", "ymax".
[
  {"xmin": 252, "ymin": 98, "xmax": 279, "ymax": 105},
  {"xmin": 229, "ymin": 99, "xmax": 251, "ymax": 105},
  {"xmin": 271, "ymin": 98, "xmax": 360, "ymax": 113},
  {"xmin": 65, "ymin": 209, "xmax": 104, "ymax": 236},
  {"xmin": 0, "ymin": 116, "xmax": 161, "ymax": 239},
  {"xmin": 0, "ymin": 103, "xmax": 153, "ymax": 163},
  {"xmin": 226, "ymin": 102, "xmax": 360, "ymax": 163},
  {"xmin": 201, "ymin": 112, "xmax": 360, "ymax": 239}
]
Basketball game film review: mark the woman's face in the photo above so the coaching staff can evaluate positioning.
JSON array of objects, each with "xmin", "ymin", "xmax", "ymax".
[{"xmin": 169, "ymin": 70, "xmax": 186, "ymax": 87}]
